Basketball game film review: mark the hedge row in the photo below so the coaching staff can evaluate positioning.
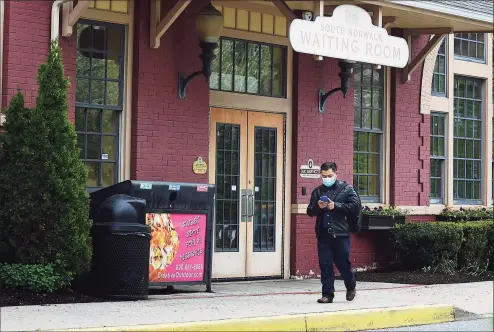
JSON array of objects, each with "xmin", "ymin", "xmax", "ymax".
[{"xmin": 391, "ymin": 220, "xmax": 494, "ymax": 272}]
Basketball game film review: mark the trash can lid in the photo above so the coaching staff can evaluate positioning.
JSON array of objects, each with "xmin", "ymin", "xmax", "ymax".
[{"xmin": 94, "ymin": 194, "xmax": 147, "ymax": 224}]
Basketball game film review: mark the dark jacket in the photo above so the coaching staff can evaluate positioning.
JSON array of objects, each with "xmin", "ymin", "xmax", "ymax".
[{"xmin": 306, "ymin": 180, "xmax": 361, "ymax": 238}]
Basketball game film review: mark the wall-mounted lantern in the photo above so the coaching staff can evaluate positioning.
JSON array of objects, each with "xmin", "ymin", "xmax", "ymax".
[
  {"xmin": 318, "ymin": 60, "xmax": 355, "ymax": 113},
  {"xmin": 177, "ymin": 2, "xmax": 224, "ymax": 100}
]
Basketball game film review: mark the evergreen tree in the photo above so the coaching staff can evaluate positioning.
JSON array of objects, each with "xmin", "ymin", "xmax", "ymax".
[
  {"xmin": 0, "ymin": 92, "xmax": 36, "ymax": 263},
  {"xmin": 0, "ymin": 40, "xmax": 92, "ymax": 284}
]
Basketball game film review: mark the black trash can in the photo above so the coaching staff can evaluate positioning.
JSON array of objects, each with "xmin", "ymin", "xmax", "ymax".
[{"xmin": 90, "ymin": 194, "xmax": 151, "ymax": 300}]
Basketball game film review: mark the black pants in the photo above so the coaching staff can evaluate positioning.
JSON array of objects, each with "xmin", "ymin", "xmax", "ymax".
[{"xmin": 317, "ymin": 230, "xmax": 356, "ymax": 297}]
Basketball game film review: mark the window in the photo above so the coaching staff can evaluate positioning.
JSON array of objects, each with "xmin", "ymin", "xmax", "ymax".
[
  {"xmin": 454, "ymin": 33, "xmax": 485, "ymax": 62},
  {"xmin": 215, "ymin": 123, "xmax": 240, "ymax": 251},
  {"xmin": 430, "ymin": 114, "xmax": 446, "ymax": 203},
  {"xmin": 353, "ymin": 63, "xmax": 384, "ymax": 202},
  {"xmin": 432, "ymin": 38, "xmax": 447, "ymax": 95},
  {"xmin": 210, "ymin": 37, "xmax": 287, "ymax": 98},
  {"xmin": 75, "ymin": 21, "xmax": 125, "ymax": 190},
  {"xmin": 453, "ymin": 77, "xmax": 483, "ymax": 203}
]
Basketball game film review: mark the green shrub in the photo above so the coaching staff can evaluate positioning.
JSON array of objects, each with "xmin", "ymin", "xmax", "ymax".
[
  {"xmin": 391, "ymin": 222, "xmax": 463, "ymax": 270},
  {"xmin": 458, "ymin": 221, "xmax": 493, "ymax": 271},
  {"xmin": 0, "ymin": 40, "xmax": 92, "ymax": 289},
  {"xmin": 487, "ymin": 221, "xmax": 494, "ymax": 271},
  {"xmin": 0, "ymin": 263, "xmax": 68, "ymax": 293}
]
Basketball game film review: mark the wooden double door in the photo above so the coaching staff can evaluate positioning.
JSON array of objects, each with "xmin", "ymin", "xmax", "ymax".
[{"xmin": 209, "ymin": 108, "xmax": 284, "ymax": 279}]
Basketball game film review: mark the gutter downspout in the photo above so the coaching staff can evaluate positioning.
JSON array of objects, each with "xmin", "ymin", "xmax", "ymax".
[
  {"xmin": 0, "ymin": 0, "xmax": 5, "ymax": 127},
  {"xmin": 51, "ymin": 0, "xmax": 72, "ymax": 41},
  {"xmin": 1, "ymin": 0, "xmax": 5, "ymax": 124}
]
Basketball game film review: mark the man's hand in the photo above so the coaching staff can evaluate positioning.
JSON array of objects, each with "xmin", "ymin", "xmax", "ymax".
[
  {"xmin": 318, "ymin": 200, "xmax": 328, "ymax": 209},
  {"xmin": 327, "ymin": 201, "xmax": 335, "ymax": 210}
]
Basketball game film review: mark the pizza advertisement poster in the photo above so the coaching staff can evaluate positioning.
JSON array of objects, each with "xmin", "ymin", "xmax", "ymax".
[{"xmin": 147, "ymin": 213, "xmax": 207, "ymax": 283}]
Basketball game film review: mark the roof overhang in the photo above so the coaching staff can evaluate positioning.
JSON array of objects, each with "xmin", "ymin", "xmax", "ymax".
[
  {"xmin": 390, "ymin": 0, "xmax": 493, "ymax": 25},
  {"xmin": 261, "ymin": 0, "xmax": 494, "ymax": 32}
]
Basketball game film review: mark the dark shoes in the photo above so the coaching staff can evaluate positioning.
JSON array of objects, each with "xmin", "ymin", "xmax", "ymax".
[
  {"xmin": 317, "ymin": 296, "xmax": 334, "ymax": 303},
  {"xmin": 346, "ymin": 289, "xmax": 356, "ymax": 301},
  {"xmin": 318, "ymin": 290, "xmax": 356, "ymax": 303}
]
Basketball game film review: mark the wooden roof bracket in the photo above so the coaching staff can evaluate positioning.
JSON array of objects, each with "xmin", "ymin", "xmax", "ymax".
[
  {"xmin": 372, "ymin": 5, "xmax": 383, "ymax": 70},
  {"xmin": 383, "ymin": 16, "xmax": 396, "ymax": 29},
  {"xmin": 271, "ymin": 0, "xmax": 297, "ymax": 23},
  {"xmin": 401, "ymin": 27, "xmax": 452, "ymax": 83},
  {"xmin": 61, "ymin": 0, "xmax": 90, "ymax": 37},
  {"xmin": 151, "ymin": 0, "xmax": 191, "ymax": 49},
  {"xmin": 313, "ymin": 0, "xmax": 324, "ymax": 61}
]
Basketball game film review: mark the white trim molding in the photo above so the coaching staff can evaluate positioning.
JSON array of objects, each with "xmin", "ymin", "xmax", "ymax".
[{"xmin": 291, "ymin": 203, "xmax": 491, "ymax": 216}]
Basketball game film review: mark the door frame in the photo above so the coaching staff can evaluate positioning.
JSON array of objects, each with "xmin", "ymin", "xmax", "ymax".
[
  {"xmin": 208, "ymin": 25, "xmax": 293, "ymax": 279},
  {"xmin": 209, "ymin": 107, "xmax": 288, "ymax": 280}
]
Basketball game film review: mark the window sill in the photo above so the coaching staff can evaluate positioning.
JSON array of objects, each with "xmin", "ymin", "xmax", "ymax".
[
  {"xmin": 453, "ymin": 200, "xmax": 483, "ymax": 206},
  {"xmin": 431, "ymin": 92, "xmax": 447, "ymax": 98},
  {"xmin": 453, "ymin": 56, "xmax": 486, "ymax": 64},
  {"xmin": 430, "ymin": 199, "xmax": 443, "ymax": 205}
]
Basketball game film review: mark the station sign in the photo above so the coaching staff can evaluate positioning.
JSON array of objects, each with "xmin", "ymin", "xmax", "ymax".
[{"xmin": 289, "ymin": 4, "xmax": 409, "ymax": 68}]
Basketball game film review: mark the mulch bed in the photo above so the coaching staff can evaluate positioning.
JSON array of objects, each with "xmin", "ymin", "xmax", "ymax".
[
  {"xmin": 0, "ymin": 289, "xmax": 105, "ymax": 307},
  {"xmin": 354, "ymin": 269, "xmax": 493, "ymax": 285},
  {"xmin": 0, "ymin": 286, "xmax": 177, "ymax": 307}
]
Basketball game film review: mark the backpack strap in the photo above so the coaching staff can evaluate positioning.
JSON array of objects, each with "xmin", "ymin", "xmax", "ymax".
[{"xmin": 328, "ymin": 182, "xmax": 347, "ymax": 202}]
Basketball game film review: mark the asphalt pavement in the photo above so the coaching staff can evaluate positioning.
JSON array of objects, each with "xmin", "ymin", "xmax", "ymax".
[{"xmin": 373, "ymin": 316, "xmax": 494, "ymax": 331}]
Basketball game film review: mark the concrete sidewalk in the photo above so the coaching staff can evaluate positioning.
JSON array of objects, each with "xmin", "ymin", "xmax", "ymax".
[{"xmin": 0, "ymin": 280, "xmax": 492, "ymax": 331}]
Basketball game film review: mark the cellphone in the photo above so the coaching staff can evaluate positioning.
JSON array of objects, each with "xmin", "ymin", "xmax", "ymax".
[{"xmin": 320, "ymin": 196, "xmax": 329, "ymax": 202}]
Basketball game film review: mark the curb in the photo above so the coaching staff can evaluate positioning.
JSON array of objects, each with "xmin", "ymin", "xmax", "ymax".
[{"xmin": 57, "ymin": 304, "xmax": 455, "ymax": 331}]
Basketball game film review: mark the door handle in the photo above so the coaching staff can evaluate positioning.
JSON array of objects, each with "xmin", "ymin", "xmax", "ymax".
[
  {"xmin": 247, "ymin": 194, "xmax": 255, "ymax": 219},
  {"xmin": 241, "ymin": 192, "xmax": 248, "ymax": 222}
]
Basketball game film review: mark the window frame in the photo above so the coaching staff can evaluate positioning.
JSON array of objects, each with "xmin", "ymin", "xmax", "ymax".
[
  {"xmin": 353, "ymin": 63, "xmax": 385, "ymax": 203},
  {"xmin": 432, "ymin": 38, "xmax": 447, "ymax": 96},
  {"xmin": 430, "ymin": 113, "xmax": 446, "ymax": 204},
  {"xmin": 453, "ymin": 33, "xmax": 486, "ymax": 63},
  {"xmin": 452, "ymin": 76, "xmax": 484, "ymax": 205},
  {"xmin": 210, "ymin": 36, "xmax": 288, "ymax": 99},
  {"xmin": 75, "ymin": 19, "xmax": 126, "ymax": 192},
  {"xmin": 214, "ymin": 122, "xmax": 241, "ymax": 253}
]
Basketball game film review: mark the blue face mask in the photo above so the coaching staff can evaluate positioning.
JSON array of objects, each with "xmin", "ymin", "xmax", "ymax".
[{"xmin": 322, "ymin": 177, "xmax": 336, "ymax": 187}]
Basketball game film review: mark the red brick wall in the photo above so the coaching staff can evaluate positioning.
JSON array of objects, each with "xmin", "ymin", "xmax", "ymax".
[
  {"xmin": 2, "ymin": 0, "xmax": 208, "ymax": 180},
  {"xmin": 290, "ymin": 33, "xmax": 431, "ymax": 276},
  {"xmin": 390, "ymin": 32, "xmax": 431, "ymax": 206},
  {"xmin": 1, "ymin": 0, "xmax": 76, "ymax": 121},
  {"xmin": 408, "ymin": 215, "xmax": 437, "ymax": 222},
  {"xmin": 290, "ymin": 52, "xmax": 359, "ymax": 277},
  {"xmin": 2, "ymin": 0, "xmax": 433, "ymax": 277},
  {"xmin": 131, "ymin": 0, "xmax": 210, "ymax": 182},
  {"xmin": 2, "ymin": 0, "xmax": 50, "ymax": 108}
]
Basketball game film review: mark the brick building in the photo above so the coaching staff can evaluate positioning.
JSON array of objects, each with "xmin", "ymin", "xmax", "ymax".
[{"xmin": 0, "ymin": 0, "xmax": 493, "ymax": 279}]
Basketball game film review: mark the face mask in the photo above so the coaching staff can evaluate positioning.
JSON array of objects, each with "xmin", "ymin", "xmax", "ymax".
[{"xmin": 322, "ymin": 177, "xmax": 336, "ymax": 187}]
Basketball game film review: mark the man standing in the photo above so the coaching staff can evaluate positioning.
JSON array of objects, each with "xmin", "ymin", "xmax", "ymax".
[{"xmin": 306, "ymin": 162, "xmax": 361, "ymax": 303}]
